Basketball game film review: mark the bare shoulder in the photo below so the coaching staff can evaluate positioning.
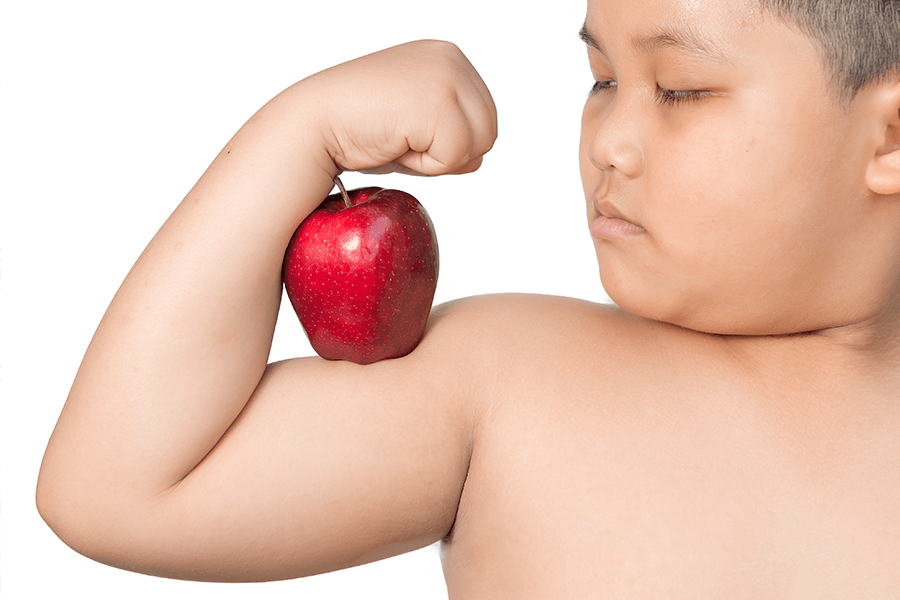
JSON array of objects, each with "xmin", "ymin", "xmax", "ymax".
[
  {"xmin": 429, "ymin": 292, "xmax": 716, "ymax": 388},
  {"xmin": 430, "ymin": 293, "xmax": 736, "ymax": 431},
  {"xmin": 437, "ymin": 295, "xmax": 900, "ymax": 598},
  {"xmin": 430, "ymin": 292, "xmax": 643, "ymax": 355}
]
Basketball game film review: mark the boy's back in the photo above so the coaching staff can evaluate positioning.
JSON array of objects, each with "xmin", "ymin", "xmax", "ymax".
[{"xmin": 35, "ymin": 0, "xmax": 900, "ymax": 596}]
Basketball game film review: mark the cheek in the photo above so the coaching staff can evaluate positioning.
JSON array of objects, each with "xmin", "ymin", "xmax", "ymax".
[
  {"xmin": 637, "ymin": 117, "xmax": 853, "ymax": 332},
  {"xmin": 640, "ymin": 124, "xmax": 803, "ymax": 296},
  {"xmin": 649, "ymin": 110, "xmax": 823, "ymax": 254}
]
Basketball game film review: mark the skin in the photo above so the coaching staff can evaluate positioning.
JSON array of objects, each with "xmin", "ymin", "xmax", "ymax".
[{"xmin": 37, "ymin": 0, "xmax": 900, "ymax": 596}]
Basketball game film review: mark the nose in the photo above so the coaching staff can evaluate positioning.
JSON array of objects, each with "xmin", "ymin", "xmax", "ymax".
[{"xmin": 582, "ymin": 95, "xmax": 644, "ymax": 179}]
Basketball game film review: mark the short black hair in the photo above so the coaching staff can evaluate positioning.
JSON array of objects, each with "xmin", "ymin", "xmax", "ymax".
[{"xmin": 757, "ymin": 0, "xmax": 900, "ymax": 102}]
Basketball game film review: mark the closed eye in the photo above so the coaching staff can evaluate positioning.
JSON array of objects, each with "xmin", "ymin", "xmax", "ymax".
[
  {"xmin": 655, "ymin": 87, "xmax": 710, "ymax": 106},
  {"xmin": 590, "ymin": 80, "xmax": 617, "ymax": 96}
]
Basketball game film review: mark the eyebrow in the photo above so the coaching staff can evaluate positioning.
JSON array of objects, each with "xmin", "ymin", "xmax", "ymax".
[
  {"xmin": 579, "ymin": 22, "xmax": 733, "ymax": 65},
  {"xmin": 578, "ymin": 24, "xmax": 601, "ymax": 50}
]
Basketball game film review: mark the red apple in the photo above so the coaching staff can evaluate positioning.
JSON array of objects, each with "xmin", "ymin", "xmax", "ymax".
[{"xmin": 282, "ymin": 178, "xmax": 439, "ymax": 365}]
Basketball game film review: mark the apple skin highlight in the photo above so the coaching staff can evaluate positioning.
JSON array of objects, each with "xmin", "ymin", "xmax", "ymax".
[{"xmin": 283, "ymin": 185, "xmax": 439, "ymax": 365}]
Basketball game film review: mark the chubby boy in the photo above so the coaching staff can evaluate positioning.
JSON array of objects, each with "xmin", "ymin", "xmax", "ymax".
[{"xmin": 37, "ymin": 0, "xmax": 900, "ymax": 596}]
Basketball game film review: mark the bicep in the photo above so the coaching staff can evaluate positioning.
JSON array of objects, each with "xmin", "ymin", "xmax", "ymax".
[{"xmin": 104, "ymin": 329, "xmax": 478, "ymax": 582}]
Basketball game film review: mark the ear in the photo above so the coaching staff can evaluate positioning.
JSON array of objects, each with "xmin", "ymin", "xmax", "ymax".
[{"xmin": 865, "ymin": 79, "xmax": 900, "ymax": 195}]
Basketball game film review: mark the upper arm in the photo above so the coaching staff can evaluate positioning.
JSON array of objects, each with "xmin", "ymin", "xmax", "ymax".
[{"xmin": 53, "ymin": 298, "xmax": 492, "ymax": 583}]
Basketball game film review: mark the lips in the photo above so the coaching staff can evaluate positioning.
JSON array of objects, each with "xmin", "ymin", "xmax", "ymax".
[
  {"xmin": 596, "ymin": 201, "xmax": 629, "ymax": 221},
  {"xmin": 590, "ymin": 200, "xmax": 644, "ymax": 240}
]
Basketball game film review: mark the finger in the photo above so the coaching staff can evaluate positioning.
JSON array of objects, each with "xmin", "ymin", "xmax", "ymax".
[
  {"xmin": 360, "ymin": 153, "xmax": 483, "ymax": 177},
  {"xmin": 397, "ymin": 149, "xmax": 458, "ymax": 177},
  {"xmin": 402, "ymin": 106, "xmax": 493, "ymax": 176},
  {"xmin": 358, "ymin": 158, "xmax": 446, "ymax": 177},
  {"xmin": 448, "ymin": 156, "xmax": 484, "ymax": 175}
]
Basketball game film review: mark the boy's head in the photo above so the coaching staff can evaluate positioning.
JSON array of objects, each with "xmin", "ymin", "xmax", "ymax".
[
  {"xmin": 756, "ymin": 0, "xmax": 900, "ymax": 105},
  {"xmin": 579, "ymin": 0, "xmax": 900, "ymax": 337}
]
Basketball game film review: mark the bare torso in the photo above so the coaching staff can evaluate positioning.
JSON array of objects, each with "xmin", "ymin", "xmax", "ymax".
[{"xmin": 440, "ymin": 296, "xmax": 900, "ymax": 598}]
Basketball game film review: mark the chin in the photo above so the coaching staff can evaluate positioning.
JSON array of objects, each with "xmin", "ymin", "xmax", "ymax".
[{"xmin": 603, "ymin": 279, "xmax": 803, "ymax": 337}]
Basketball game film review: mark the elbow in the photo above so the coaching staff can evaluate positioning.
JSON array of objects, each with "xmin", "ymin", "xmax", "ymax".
[
  {"xmin": 36, "ymin": 463, "xmax": 121, "ymax": 567},
  {"xmin": 36, "ymin": 467, "xmax": 92, "ymax": 558},
  {"xmin": 36, "ymin": 464, "xmax": 183, "ymax": 579}
]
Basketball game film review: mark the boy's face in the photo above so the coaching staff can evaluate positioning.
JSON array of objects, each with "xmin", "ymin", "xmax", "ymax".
[{"xmin": 580, "ymin": 0, "xmax": 892, "ymax": 335}]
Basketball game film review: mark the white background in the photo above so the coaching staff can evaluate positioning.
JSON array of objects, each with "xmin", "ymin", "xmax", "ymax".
[{"xmin": 1, "ymin": 1, "xmax": 607, "ymax": 598}]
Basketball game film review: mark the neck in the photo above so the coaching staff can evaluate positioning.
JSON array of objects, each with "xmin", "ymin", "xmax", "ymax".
[{"xmin": 725, "ymin": 302, "xmax": 900, "ymax": 403}]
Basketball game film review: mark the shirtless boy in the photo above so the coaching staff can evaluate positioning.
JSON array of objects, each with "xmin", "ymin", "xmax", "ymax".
[{"xmin": 37, "ymin": 0, "xmax": 900, "ymax": 597}]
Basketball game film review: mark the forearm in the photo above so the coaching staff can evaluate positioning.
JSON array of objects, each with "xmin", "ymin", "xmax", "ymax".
[{"xmin": 39, "ymin": 81, "xmax": 338, "ymax": 507}]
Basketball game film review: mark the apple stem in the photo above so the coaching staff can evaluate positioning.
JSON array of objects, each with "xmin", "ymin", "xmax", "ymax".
[{"xmin": 334, "ymin": 176, "xmax": 351, "ymax": 208}]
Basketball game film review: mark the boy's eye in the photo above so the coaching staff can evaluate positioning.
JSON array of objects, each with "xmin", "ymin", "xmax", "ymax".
[
  {"xmin": 590, "ymin": 80, "xmax": 617, "ymax": 96},
  {"xmin": 588, "ymin": 81, "xmax": 713, "ymax": 106},
  {"xmin": 655, "ymin": 87, "xmax": 710, "ymax": 106}
]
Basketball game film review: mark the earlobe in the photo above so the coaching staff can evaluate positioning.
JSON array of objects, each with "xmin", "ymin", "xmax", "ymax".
[{"xmin": 865, "ymin": 80, "xmax": 900, "ymax": 196}]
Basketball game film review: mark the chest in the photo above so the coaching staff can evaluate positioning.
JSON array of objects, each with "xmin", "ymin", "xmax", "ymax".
[{"xmin": 441, "ymin": 388, "xmax": 900, "ymax": 598}]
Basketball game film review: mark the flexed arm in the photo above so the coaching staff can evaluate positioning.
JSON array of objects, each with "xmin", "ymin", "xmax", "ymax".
[{"xmin": 36, "ymin": 40, "xmax": 497, "ymax": 582}]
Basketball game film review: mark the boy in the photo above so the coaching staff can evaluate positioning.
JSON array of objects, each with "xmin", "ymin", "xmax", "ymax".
[{"xmin": 37, "ymin": 0, "xmax": 900, "ymax": 596}]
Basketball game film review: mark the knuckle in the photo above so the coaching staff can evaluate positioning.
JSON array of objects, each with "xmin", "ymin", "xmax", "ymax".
[{"xmin": 422, "ymin": 39, "xmax": 463, "ymax": 58}]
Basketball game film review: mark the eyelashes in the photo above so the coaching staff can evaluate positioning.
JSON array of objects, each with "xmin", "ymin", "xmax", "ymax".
[
  {"xmin": 654, "ymin": 88, "xmax": 710, "ymax": 106},
  {"xmin": 589, "ymin": 80, "xmax": 710, "ymax": 106},
  {"xmin": 590, "ymin": 80, "xmax": 617, "ymax": 95}
]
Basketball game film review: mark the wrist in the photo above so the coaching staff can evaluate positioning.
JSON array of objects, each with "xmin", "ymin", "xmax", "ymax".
[{"xmin": 199, "ymin": 82, "xmax": 342, "ymax": 244}]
